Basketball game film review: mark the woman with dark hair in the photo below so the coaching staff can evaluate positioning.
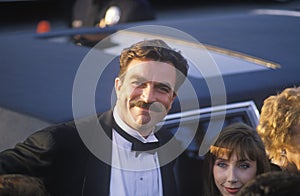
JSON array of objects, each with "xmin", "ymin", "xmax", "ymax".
[{"xmin": 202, "ymin": 122, "xmax": 271, "ymax": 196}]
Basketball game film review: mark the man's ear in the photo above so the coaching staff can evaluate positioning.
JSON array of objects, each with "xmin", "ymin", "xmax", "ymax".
[
  {"xmin": 172, "ymin": 92, "xmax": 177, "ymax": 102},
  {"xmin": 166, "ymin": 92, "xmax": 177, "ymax": 111},
  {"xmin": 115, "ymin": 77, "xmax": 122, "ymax": 97}
]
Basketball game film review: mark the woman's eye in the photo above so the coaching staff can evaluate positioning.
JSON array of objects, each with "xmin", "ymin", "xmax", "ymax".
[
  {"xmin": 216, "ymin": 162, "xmax": 227, "ymax": 168},
  {"xmin": 239, "ymin": 163, "xmax": 250, "ymax": 169}
]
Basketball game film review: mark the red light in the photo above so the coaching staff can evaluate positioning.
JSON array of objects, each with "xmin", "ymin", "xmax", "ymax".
[{"xmin": 36, "ymin": 20, "xmax": 51, "ymax": 33}]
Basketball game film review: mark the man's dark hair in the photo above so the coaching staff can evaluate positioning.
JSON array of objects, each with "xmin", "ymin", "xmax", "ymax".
[{"xmin": 119, "ymin": 39, "xmax": 189, "ymax": 91}]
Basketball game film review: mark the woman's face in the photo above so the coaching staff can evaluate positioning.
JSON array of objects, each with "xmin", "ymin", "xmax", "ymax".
[
  {"xmin": 213, "ymin": 153, "xmax": 257, "ymax": 196},
  {"xmin": 286, "ymin": 125, "xmax": 300, "ymax": 171}
]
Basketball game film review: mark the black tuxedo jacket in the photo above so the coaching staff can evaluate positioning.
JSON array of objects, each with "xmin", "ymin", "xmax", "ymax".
[{"xmin": 0, "ymin": 110, "xmax": 180, "ymax": 196}]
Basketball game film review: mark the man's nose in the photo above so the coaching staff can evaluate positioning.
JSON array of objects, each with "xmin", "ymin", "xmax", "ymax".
[{"xmin": 141, "ymin": 85, "xmax": 156, "ymax": 103}]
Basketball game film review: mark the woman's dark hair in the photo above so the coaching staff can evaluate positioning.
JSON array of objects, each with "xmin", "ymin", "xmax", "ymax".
[{"xmin": 202, "ymin": 122, "xmax": 271, "ymax": 196}]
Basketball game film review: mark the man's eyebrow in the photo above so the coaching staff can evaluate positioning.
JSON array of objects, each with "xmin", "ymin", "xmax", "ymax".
[
  {"xmin": 130, "ymin": 74, "xmax": 173, "ymax": 89},
  {"xmin": 155, "ymin": 82, "xmax": 172, "ymax": 90},
  {"xmin": 129, "ymin": 74, "xmax": 146, "ymax": 81}
]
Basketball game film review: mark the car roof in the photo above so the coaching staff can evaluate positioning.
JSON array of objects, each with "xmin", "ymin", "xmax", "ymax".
[{"xmin": 1, "ymin": 10, "xmax": 300, "ymax": 124}]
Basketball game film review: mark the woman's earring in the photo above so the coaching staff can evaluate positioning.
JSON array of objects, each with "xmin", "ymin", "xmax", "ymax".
[{"xmin": 280, "ymin": 149, "xmax": 288, "ymax": 170}]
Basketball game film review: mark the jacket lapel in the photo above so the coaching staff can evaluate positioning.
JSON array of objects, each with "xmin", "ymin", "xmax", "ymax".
[
  {"xmin": 82, "ymin": 111, "xmax": 113, "ymax": 196},
  {"xmin": 160, "ymin": 162, "xmax": 178, "ymax": 196},
  {"xmin": 156, "ymin": 130, "xmax": 180, "ymax": 196}
]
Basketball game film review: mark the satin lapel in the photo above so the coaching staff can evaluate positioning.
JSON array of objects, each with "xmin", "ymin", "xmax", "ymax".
[
  {"xmin": 83, "ymin": 154, "xmax": 110, "ymax": 196},
  {"xmin": 82, "ymin": 111, "xmax": 114, "ymax": 196},
  {"xmin": 156, "ymin": 130, "xmax": 179, "ymax": 196},
  {"xmin": 158, "ymin": 153, "xmax": 178, "ymax": 196}
]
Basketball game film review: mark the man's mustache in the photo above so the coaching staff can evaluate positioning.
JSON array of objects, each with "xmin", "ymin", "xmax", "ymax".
[{"xmin": 130, "ymin": 101, "xmax": 165, "ymax": 112}]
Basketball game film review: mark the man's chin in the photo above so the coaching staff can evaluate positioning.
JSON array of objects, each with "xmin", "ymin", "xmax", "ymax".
[
  {"xmin": 130, "ymin": 110, "xmax": 167, "ymax": 130},
  {"xmin": 134, "ymin": 117, "xmax": 157, "ymax": 130},
  {"xmin": 135, "ymin": 116, "xmax": 152, "ymax": 126}
]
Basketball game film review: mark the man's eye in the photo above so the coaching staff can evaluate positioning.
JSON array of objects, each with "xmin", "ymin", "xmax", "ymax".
[
  {"xmin": 156, "ymin": 84, "xmax": 172, "ymax": 93},
  {"xmin": 132, "ymin": 81, "xmax": 143, "ymax": 86},
  {"xmin": 159, "ymin": 87, "xmax": 171, "ymax": 93}
]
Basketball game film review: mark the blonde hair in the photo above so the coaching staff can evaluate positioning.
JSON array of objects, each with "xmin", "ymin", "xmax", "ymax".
[{"xmin": 257, "ymin": 86, "xmax": 300, "ymax": 167}]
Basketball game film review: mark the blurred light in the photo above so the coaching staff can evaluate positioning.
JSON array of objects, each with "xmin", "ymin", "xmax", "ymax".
[
  {"xmin": 72, "ymin": 20, "xmax": 83, "ymax": 28},
  {"xmin": 36, "ymin": 20, "xmax": 51, "ymax": 33},
  {"xmin": 253, "ymin": 9, "xmax": 300, "ymax": 18},
  {"xmin": 98, "ymin": 6, "xmax": 121, "ymax": 28},
  {"xmin": 105, "ymin": 6, "xmax": 121, "ymax": 26}
]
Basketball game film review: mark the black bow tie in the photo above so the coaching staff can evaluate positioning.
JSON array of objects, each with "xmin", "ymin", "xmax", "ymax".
[{"xmin": 112, "ymin": 118, "xmax": 160, "ymax": 154}]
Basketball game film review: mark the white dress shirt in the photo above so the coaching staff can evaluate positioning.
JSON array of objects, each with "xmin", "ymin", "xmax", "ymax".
[{"xmin": 109, "ymin": 108, "xmax": 163, "ymax": 196}]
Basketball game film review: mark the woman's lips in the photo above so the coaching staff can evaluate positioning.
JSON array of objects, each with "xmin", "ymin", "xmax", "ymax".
[{"xmin": 225, "ymin": 187, "xmax": 240, "ymax": 194}]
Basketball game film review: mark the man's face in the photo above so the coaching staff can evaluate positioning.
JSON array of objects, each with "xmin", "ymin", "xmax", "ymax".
[{"xmin": 115, "ymin": 59, "xmax": 177, "ymax": 135}]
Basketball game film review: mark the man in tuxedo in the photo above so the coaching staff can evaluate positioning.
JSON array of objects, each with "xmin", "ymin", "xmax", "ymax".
[{"xmin": 0, "ymin": 39, "xmax": 189, "ymax": 196}]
